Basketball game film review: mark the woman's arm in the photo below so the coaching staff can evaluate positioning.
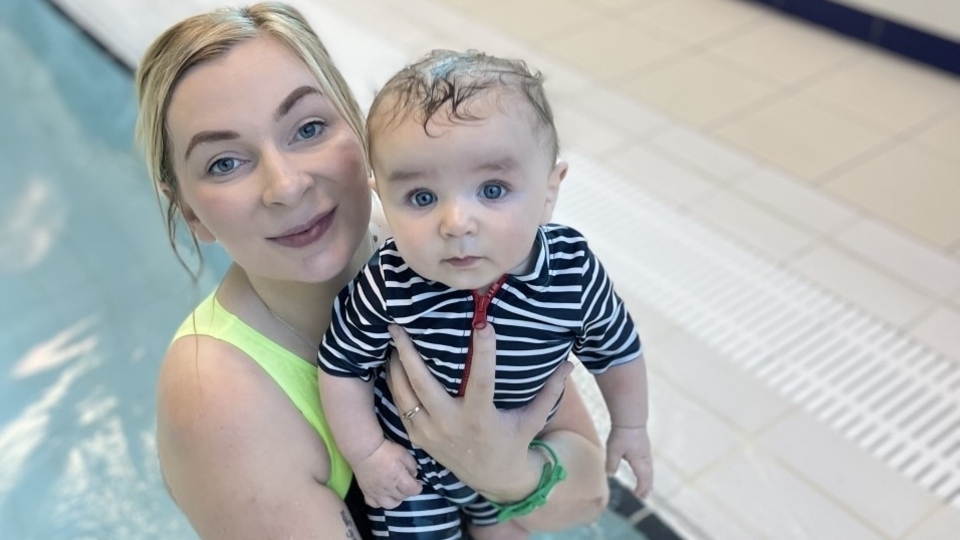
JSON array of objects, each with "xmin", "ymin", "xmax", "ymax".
[
  {"xmin": 385, "ymin": 324, "xmax": 608, "ymax": 532},
  {"xmin": 157, "ymin": 336, "xmax": 363, "ymax": 539}
]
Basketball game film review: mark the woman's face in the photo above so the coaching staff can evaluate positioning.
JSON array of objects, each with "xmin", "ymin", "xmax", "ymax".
[{"xmin": 165, "ymin": 36, "xmax": 370, "ymax": 284}]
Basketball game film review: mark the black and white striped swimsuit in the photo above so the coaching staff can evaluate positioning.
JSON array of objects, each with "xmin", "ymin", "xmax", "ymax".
[{"xmin": 319, "ymin": 224, "xmax": 641, "ymax": 538}]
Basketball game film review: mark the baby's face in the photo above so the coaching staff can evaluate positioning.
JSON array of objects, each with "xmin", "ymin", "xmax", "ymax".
[{"xmin": 372, "ymin": 97, "xmax": 564, "ymax": 292}]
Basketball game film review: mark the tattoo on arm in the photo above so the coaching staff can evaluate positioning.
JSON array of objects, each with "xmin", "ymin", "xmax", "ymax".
[{"xmin": 340, "ymin": 509, "xmax": 359, "ymax": 539}]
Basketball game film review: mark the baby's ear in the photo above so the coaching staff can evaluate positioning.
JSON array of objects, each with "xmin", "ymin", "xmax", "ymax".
[{"xmin": 540, "ymin": 161, "xmax": 568, "ymax": 225}]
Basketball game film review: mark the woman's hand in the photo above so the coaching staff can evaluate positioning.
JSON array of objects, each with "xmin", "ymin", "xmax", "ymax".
[{"xmin": 386, "ymin": 323, "xmax": 574, "ymax": 502}]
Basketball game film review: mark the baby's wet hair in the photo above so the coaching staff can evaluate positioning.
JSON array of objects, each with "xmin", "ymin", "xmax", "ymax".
[{"xmin": 367, "ymin": 49, "xmax": 559, "ymax": 164}]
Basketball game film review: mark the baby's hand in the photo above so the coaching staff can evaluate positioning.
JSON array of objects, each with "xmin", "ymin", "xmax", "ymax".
[
  {"xmin": 354, "ymin": 439, "xmax": 422, "ymax": 509},
  {"xmin": 606, "ymin": 425, "xmax": 653, "ymax": 498}
]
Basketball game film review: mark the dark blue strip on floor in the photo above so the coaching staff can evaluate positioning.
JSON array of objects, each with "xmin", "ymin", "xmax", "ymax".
[
  {"xmin": 607, "ymin": 478, "xmax": 685, "ymax": 540},
  {"xmin": 744, "ymin": 0, "xmax": 960, "ymax": 77}
]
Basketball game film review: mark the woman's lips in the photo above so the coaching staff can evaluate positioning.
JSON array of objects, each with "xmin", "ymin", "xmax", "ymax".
[{"xmin": 269, "ymin": 209, "xmax": 335, "ymax": 248}]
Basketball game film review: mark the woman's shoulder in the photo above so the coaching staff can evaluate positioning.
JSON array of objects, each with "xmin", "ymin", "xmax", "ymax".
[
  {"xmin": 157, "ymin": 334, "xmax": 333, "ymax": 488},
  {"xmin": 159, "ymin": 333, "xmax": 326, "ymax": 445},
  {"xmin": 155, "ymin": 337, "xmax": 359, "ymax": 537},
  {"xmin": 159, "ymin": 333, "xmax": 267, "ymax": 424}
]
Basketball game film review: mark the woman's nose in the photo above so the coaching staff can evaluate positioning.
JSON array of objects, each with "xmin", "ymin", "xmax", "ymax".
[
  {"xmin": 261, "ymin": 148, "xmax": 310, "ymax": 206},
  {"xmin": 439, "ymin": 199, "xmax": 477, "ymax": 238}
]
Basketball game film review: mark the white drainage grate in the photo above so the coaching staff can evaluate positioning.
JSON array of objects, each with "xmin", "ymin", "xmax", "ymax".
[{"xmin": 558, "ymin": 153, "xmax": 960, "ymax": 506}]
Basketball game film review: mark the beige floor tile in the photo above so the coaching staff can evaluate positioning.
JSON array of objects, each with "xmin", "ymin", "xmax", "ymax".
[
  {"xmin": 326, "ymin": 0, "xmax": 429, "ymax": 51},
  {"xmin": 789, "ymin": 244, "xmax": 933, "ymax": 328},
  {"xmin": 628, "ymin": 0, "xmax": 769, "ymax": 46},
  {"xmin": 431, "ymin": 0, "xmax": 510, "ymax": 16},
  {"xmin": 760, "ymin": 411, "xmax": 942, "ymax": 538},
  {"xmin": 800, "ymin": 54, "xmax": 960, "ymax": 134},
  {"xmin": 620, "ymin": 54, "xmax": 777, "ymax": 126},
  {"xmin": 648, "ymin": 377, "xmax": 743, "ymax": 476},
  {"xmin": 554, "ymin": 102, "xmax": 631, "ymax": 156},
  {"xmin": 539, "ymin": 20, "xmax": 680, "ymax": 80},
  {"xmin": 667, "ymin": 486, "xmax": 765, "ymax": 540},
  {"xmin": 700, "ymin": 448, "xmax": 883, "ymax": 540},
  {"xmin": 914, "ymin": 108, "xmax": 960, "ymax": 163},
  {"xmin": 568, "ymin": 85, "xmax": 670, "ymax": 138},
  {"xmin": 594, "ymin": 0, "xmax": 667, "ymax": 10},
  {"xmin": 734, "ymin": 168, "xmax": 858, "ymax": 234},
  {"xmin": 466, "ymin": 0, "xmax": 606, "ymax": 40},
  {"xmin": 524, "ymin": 52, "xmax": 597, "ymax": 99},
  {"xmin": 686, "ymin": 190, "xmax": 816, "ymax": 261},
  {"xmin": 910, "ymin": 306, "xmax": 960, "ymax": 360},
  {"xmin": 833, "ymin": 219, "xmax": 960, "ymax": 297},
  {"xmin": 380, "ymin": 0, "xmax": 528, "ymax": 57},
  {"xmin": 641, "ymin": 453, "xmax": 686, "ymax": 499},
  {"xmin": 708, "ymin": 14, "xmax": 864, "ymax": 84},
  {"xmin": 715, "ymin": 95, "xmax": 887, "ymax": 181},
  {"xmin": 654, "ymin": 331, "xmax": 791, "ymax": 434},
  {"xmin": 902, "ymin": 504, "xmax": 960, "ymax": 540},
  {"xmin": 606, "ymin": 145, "xmax": 720, "ymax": 206},
  {"xmin": 650, "ymin": 125, "xmax": 757, "ymax": 181},
  {"xmin": 619, "ymin": 297, "xmax": 679, "ymax": 345},
  {"xmin": 824, "ymin": 143, "xmax": 960, "ymax": 249}
]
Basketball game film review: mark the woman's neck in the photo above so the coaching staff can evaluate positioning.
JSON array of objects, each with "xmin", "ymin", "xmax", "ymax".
[{"xmin": 219, "ymin": 234, "xmax": 375, "ymax": 358}]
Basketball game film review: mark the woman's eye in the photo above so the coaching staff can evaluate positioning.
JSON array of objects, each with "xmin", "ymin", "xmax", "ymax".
[
  {"xmin": 408, "ymin": 190, "xmax": 437, "ymax": 207},
  {"xmin": 208, "ymin": 157, "xmax": 240, "ymax": 175},
  {"xmin": 296, "ymin": 120, "xmax": 326, "ymax": 141},
  {"xmin": 480, "ymin": 183, "xmax": 507, "ymax": 200}
]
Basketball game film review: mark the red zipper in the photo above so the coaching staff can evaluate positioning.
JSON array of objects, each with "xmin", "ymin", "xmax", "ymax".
[{"xmin": 457, "ymin": 275, "xmax": 508, "ymax": 396}]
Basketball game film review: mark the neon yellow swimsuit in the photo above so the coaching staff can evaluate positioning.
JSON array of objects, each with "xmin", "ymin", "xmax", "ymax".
[{"xmin": 172, "ymin": 292, "xmax": 352, "ymax": 498}]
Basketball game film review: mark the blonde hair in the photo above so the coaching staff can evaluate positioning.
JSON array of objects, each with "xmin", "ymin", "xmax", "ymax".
[{"xmin": 134, "ymin": 2, "xmax": 364, "ymax": 272}]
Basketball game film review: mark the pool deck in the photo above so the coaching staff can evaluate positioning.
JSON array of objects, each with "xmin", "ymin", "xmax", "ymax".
[{"xmin": 45, "ymin": 0, "xmax": 960, "ymax": 538}]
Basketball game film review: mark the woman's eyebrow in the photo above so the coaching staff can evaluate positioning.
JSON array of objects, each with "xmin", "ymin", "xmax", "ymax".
[
  {"xmin": 184, "ymin": 130, "xmax": 240, "ymax": 161},
  {"xmin": 275, "ymin": 85, "xmax": 321, "ymax": 121},
  {"xmin": 183, "ymin": 86, "xmax": 323, "ymax": 161}
]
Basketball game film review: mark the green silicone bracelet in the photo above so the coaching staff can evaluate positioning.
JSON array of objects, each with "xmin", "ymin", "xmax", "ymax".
[{"xmin": 489, "ymin": 440, "xmax": 568, "ymax": 522}]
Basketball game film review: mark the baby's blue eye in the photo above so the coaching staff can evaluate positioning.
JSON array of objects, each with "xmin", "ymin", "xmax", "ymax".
[
  {"xmin": 409, "ymin": 190, "xmax": 436, "ymax": 207},
  {"xmin": 480, "ymin": 183, "xmax": 507, "ymax": 200},
  {"xmin": 209, "ymin": 158, "xmax": 240, "ymax": 175},
  {"xmin": 296, "ymin": 120, "xmax": 325, "ymax": 140}
]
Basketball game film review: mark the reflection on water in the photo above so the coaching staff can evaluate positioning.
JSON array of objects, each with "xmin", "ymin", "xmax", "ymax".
[
  {"xmin": 535, "ymin": 510, "xmax": 646, "ymax": 540},
  {"xmin": 0, "ymin": 0, "xmax": 208, "ymax": 537},
  {"xmin": 0, "ymin": 342, "xmax": 97, "ymax": 500},
  {"xmin": 0, "ymin": 177, "xmax": 67, "ymax": 273},
  {"xmin": 13, "ymin": 318, "xmax": 98, "ymax": 379}
]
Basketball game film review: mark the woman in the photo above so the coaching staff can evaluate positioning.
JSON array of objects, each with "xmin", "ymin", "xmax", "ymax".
[{"xmin": 135, "ymin": 3, "xmax": 608, "ymax": 538}]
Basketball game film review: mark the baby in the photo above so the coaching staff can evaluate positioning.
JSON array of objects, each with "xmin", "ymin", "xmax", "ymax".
[{"xmin": 319, "ymin": 50, "xmax": 652, "ymax": 538}]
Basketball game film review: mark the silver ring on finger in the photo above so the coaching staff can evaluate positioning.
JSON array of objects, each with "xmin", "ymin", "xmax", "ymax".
[{"xmin": 401, "ymin": 404, "xmax": 422, "ymax": 420}]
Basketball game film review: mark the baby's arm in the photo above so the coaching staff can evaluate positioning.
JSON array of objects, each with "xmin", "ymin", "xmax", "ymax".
[
  {"xmin": 594, "ymin": 355, "xmax": 653, "ymax": 498},
  {"xmin": 318, "ymin": 257, "xmax": 421, "ymax": 508},
  {"xmin": 319, "ymin": 372, "xmax": 421, "ymax": 508}
]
